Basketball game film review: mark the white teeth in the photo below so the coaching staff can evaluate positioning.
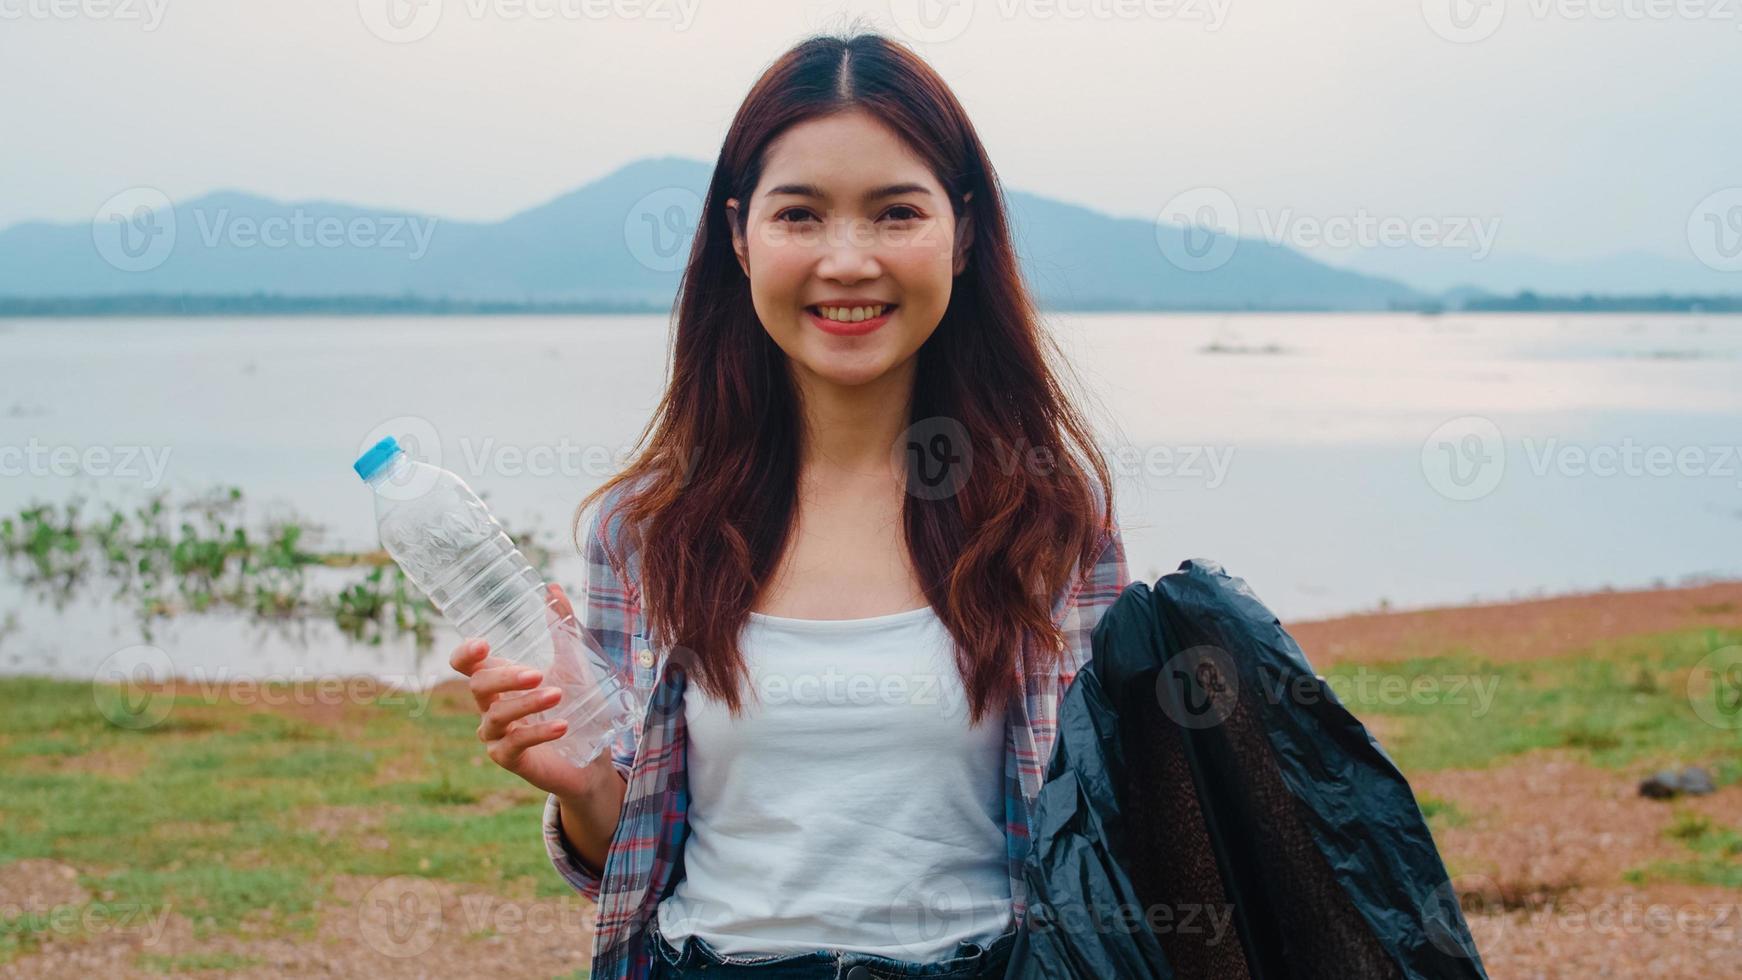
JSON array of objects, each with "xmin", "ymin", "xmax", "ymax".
[{"xmin": 816, "ymin": 304, "xmax": 887, "ymax": 322}]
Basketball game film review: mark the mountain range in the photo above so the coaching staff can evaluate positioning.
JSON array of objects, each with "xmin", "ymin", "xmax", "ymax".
[{"xmin": 0, "ymin": 157, "xmax": 1729, "ymax": 311}]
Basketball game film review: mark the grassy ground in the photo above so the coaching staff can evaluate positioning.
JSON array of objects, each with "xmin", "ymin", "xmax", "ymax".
[
  {"xmin": 0, "ymin": 677, "xmax": 593, "ymax": 976},
  {"xmin": 1324, "ymin": 625, "xmax": 1742, "ymax": 884},
  {"xmin": 2, "ymin": 585, "xmax": 1740, "ymax": 976}
]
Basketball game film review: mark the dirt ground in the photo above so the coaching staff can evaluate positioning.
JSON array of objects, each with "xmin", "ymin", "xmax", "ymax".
[
  {"xmin": 1290, "ymin": 579, "xmax": 1742, "ymax": 668},
  {"xmin": 1413, "ymin": 753, "xmax": 1742, "ymax": 977},
  {"xmin": 1296, "ymin": 579, "xmax": 1742, "ymax": 977}
]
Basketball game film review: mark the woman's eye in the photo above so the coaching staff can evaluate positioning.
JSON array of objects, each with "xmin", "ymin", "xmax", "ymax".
[
  {"xmin": 774, "ymin": 208, "xmax": 818, "ymax": 223},
  {"xmin": 883, "ymin": 205, "xmax": 923, "ymax": 222}
]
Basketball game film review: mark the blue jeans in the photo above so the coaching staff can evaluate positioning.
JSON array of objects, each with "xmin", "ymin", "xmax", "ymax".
[{"xmin": 646, "ymin": 919, "xmax": 1017, "ymax": 979}]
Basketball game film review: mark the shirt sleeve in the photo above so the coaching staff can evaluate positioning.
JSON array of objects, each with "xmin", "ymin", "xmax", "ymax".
[
  {"xmin": 1060, "ymin": 524, "xmax": 1131, "ymax": 685},
  {"xmin": 542, "ymin": 491, "xmax": 642, "ymax": 900}
]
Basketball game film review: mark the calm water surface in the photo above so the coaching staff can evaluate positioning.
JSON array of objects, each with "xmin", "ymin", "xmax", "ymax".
[{"xmin": 3, "ymin": 312, "xmax": 1738, "ymax": 684}]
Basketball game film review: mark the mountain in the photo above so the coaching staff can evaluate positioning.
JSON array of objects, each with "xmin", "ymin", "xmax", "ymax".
[
  {"xmin": 0, "ymin": 157, "xmax": 1425, "ymax": 311},
  {"xmin": 1319, "ymin": 244, "xmax": 1737, "ymax": 297},
  {"xmin": 1007, "ymin": 190, "xmax": 1422, "ymax": 310}
]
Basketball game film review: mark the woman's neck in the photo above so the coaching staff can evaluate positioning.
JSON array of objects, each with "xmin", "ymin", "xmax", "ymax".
[{"xmin": 791, "ymin": 356, "xmax": 918, "ymax": 484}]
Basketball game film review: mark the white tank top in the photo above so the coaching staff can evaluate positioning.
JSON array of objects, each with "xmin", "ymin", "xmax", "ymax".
[{"xmin": 655, "ymin": 603, "xmax": 1013, "ymax": 961}]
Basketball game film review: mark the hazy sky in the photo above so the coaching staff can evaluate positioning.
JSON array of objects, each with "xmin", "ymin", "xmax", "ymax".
[{"xmin": 3, "ymin": 0, "xmax": 1738, "ymax": 262}]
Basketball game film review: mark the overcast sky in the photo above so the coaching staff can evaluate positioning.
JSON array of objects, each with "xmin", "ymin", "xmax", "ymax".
[{"xmin": 3, "ymin": 0, "xmax": 1738, "ymax": 263}]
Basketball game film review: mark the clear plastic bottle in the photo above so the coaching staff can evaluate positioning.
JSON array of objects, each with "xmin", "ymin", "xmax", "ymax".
[{"xmin": 352, "ymin": 435, "xmax": 640, "ymax": 768}]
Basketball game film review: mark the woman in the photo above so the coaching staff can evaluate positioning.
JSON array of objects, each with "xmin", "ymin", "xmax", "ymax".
[{"xmin": 450, "ymin": 29, "xmax": 1128, "ymax": 980}]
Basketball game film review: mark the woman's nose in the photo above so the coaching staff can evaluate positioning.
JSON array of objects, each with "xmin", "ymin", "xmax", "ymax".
[{"xmin": 815, "ymin": 217, "xmax": 882, "ymax": 282}]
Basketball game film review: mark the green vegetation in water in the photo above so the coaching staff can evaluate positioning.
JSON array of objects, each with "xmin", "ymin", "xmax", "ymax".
[{"xmin": 0, "ymin": 486, "xmax": 559, "ymax": 650}]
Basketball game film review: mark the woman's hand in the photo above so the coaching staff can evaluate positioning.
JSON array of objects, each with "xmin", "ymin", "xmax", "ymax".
[{"xmin": 448, "ymin": 584, "xmax": 619, "ymax": 803}]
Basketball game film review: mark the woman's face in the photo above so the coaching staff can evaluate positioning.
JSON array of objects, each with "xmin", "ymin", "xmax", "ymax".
[{"xmin": 727, "ymin": 109, "xmax": 972, "ymax": 390}]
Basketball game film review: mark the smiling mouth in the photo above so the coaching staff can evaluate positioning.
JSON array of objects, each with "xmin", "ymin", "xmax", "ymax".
[{"xmin": 806, "ymin": 303, "xmax": 896, "ymax": 324}]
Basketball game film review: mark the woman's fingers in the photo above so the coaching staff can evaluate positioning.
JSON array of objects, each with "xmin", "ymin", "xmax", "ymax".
[
  {"xmin": 486, "ymin": 716, "xmax": 570, "ymax": 771},
  {"xmin": 467, "ymin": 660, "xmax": 543, "ymax": 714},
  {"xmin": 449, "ymin": 637, "xmax": 488, "ymax": 675},
  {"xmin": 548, "ymin": 582, "xmax": 575, "ymax": 620},
  {"xmin": 478, "ymin": 685, "xmax": 563, "ymax": 742},
  {"xmin": 452, "ymin": 625, "xmax": 590, "ymax": 793}
]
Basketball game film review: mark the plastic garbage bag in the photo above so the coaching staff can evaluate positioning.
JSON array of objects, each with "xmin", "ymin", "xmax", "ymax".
[{"xmin": 1005, "ymin": 560, "xmax": 1487, "ymax": 979}]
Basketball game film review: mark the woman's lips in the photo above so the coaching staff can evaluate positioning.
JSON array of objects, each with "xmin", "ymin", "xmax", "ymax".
[{"xmin": 805, "ymin": 305, "xmax": 895, "ymax": 336}]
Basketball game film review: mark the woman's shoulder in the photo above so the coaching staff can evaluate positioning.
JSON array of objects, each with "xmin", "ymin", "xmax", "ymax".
[
  {"xmin": 579, "ymin": 478, "xmax": 649, "ymax": 605},
  {"xmin": 1066, "ymin": 492, "xmax": 1128, "ymax": 616}
]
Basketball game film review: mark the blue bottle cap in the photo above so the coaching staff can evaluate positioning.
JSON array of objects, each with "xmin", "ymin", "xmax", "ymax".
[{"xmin": 353, "ymin": 435, "xmax": 402, "ymax": 481}]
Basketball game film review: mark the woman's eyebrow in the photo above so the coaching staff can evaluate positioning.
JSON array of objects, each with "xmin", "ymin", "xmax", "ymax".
[{"xmin": 764, "ymin": 182, "xmax": 934, "ymax": 201}]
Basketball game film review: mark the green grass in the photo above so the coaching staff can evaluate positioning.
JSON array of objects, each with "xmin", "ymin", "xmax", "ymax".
[
  {"xmin": 1624, "ymin": 808, "xmax": 1742, "ymax": 889},
  {"xmin": 1321, "ymin": 626, "xmax": 1742, "ymax": 773},
  {"xmin": 1415, "ymin": 793, "xmax": 1468, "ymax": 830},
  {"xmin": 140, "ymin": 951, "xmax": 263, "ymax": 972},
  {"xmin": 0, "ymin": 676, "xmax": 562, "ymax": 963}
]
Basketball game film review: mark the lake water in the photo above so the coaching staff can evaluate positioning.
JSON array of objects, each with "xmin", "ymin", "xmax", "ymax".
[{"xmin": 3, "ymin": 312, "xmax": 1739, "ymax": 686}]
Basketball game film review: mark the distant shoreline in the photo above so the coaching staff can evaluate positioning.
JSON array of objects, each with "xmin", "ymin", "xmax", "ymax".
[{"xmin": 4, "ymin": 292, "xmax": 1742, "ymax": 318}]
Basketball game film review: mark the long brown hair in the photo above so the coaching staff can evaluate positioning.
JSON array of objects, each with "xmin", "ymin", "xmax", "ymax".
[{"xmin": 572, "ymin": 29, "xmax": 1115, "ymax": 726}]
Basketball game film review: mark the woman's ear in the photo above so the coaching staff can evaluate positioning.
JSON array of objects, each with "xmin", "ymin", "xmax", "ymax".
[
  {"xmin": 952, "ymin": 191, "xmax": 975, "ymax": 277},
  {"xmin": 725, "ymin": 197, "xmax": 749, "ymax": 277}
]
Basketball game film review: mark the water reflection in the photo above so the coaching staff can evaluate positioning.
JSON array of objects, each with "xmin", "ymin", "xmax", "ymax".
[{"xmin": 0, "ymin": 484, "xmax": 563, "ymax": 683}]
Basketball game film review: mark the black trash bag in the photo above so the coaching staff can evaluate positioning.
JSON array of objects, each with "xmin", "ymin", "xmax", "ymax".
[{"xmin": 1005, "ymin": 559, "xmax": 1487, "ymax": 979}]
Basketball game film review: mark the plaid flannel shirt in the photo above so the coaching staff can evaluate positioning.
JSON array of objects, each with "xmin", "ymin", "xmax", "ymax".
[{"xmin": 541, "ymin": 488, "xmax": 1130, "ymax": 980}]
